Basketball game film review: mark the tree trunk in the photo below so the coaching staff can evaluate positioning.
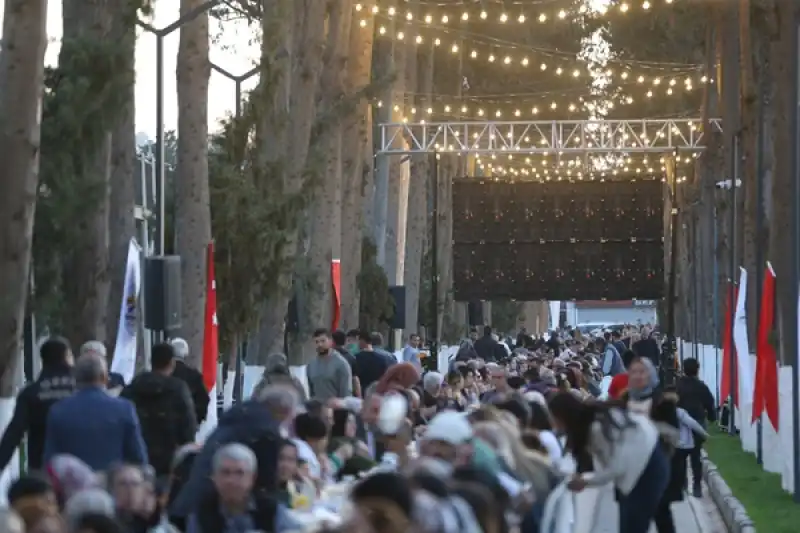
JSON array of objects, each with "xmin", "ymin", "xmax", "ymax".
[
  {"xmin": 249, "ymin": 0, "xmax": 295, "ymax": 364},
  {"xmin": 339, "ymin": 12, "xmax": 375, "ymax": 330},
  {"xmin": 269, "ymin": 0, "xmax": 327, "ymax": 365},
  {"xmin": 738, "ymin": 0, "xmax": 759, "ymax": 348},
  {"xmin": 379, "ymin": 30, "xmax": 409, "ymax": 281},
  {"xmin": 436, "ymin": 156, "xmax": 455, "ymax": 337},
  {"xmin": 106, "ymin": 10, "xmax": 137, "ymax": 351},
  {"xmin": 60, "ymin": 0, "xmax": 114, "ymax": 348},
  {"xmin": 403, "ymin": 13, "xmax": 429, "ymax": 335},
  {"xmin": 175, "ymin": 0, "xmax": 211, "ymax": 369},
  {"xmin": 767, "ymin": 0, "xmax": 797, "ymax": 365},
  {"xmin": 0, "ymin": 0, "xmax": 48, "ymax": 394},
  {"xmin": 304, "ymin": 0, "xmax": 352, "ymax": 337}
]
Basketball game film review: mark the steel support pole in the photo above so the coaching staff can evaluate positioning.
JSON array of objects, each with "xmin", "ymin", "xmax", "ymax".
[
  {"xmin": 791, "ymin": 17, "xmax": 800, "ymax": 503},
  {"xmin": 430, "ymin": 152, "xmax": 440, "ymax": 363},
  {"xmin": 713, "ymin": 204, "xmax": 721, "ymax": 403},
  {"xmin": 665, "ymin": 155, "xmax": 679, "ymax": 382},
  {"xmin": 728, "ymin": 135, "xmax": 739, "ymax": 436}
]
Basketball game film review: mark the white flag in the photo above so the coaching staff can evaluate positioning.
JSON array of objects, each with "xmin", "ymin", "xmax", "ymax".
[
  {"xmin": 734, "ymin": 266, "xmax": 753, "ymax": 404},
  {"xmin": 111, "ymin": 239, "xmax": 142, "ymax": 383}
]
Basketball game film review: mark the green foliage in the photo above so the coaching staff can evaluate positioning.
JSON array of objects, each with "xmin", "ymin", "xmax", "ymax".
[
  {"xmin": 491, "ymin": 299, "xmax": 524, "ymax": 334},
  {"xmin": 589, "ymin": 1, "xmax": 707, "ymax": 64},
  {"xmin": 33, "ymin": 26, "xmax": 137, "ymax": 328},
  {"xmin": 358, "ymin": 238, "xmax": 394, "ymax": 332},
  {"xmin": 209, "ymin": 105, "xmax": 311, "ymax": 352}
]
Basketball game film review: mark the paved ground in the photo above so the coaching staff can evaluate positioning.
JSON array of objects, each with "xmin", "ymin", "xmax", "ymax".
[{"xmin": 580, "ymin": 477, "xmax": 727, "ymax": 533}]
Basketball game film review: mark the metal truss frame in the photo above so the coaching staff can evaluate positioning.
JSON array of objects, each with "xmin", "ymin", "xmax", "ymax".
[{"xmin": 377, "ymin": 118, "xmax": 723, "ymax": 155}]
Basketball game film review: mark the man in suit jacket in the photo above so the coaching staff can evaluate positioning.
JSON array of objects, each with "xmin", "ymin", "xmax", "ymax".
[{"xmin": 44, "ymin": 353, "xmax": 147, "ymax": 471}]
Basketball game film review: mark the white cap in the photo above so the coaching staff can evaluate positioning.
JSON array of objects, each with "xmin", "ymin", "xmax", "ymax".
[
  {"xmin": 169, "ymin": 337, "xmax": 189, "ymax": 359},
  {"xmin": 79, "ymin": 341, "xmax": 106, "ymax": 358},
  {"xmin": 422, "ymin": 411, "xmax": 473, "ymax": 445}
]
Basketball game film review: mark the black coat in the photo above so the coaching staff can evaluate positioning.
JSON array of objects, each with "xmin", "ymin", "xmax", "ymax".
[
  {"xmin": 194, "ymin": 489, "xmax": 278, "ymax": 533},
  {"xmin": 473, "ymin": 335, "xmax": 504, "ymax": 362},
  {"xmin": 173, "ymin": 360, "xmax": 209, "ymax": 425},
  {"xmin": 121, "ymin": 372, "xmax": 197, "ymax": 476},
  {"xmin": 0, "ymin": 365, "xmax": 75, "ymax": 471}
]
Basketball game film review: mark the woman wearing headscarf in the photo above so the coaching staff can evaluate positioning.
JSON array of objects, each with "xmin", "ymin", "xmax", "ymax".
[
  {"xmin": 251, "ymin": 353, "xmax": 307, "ymax": 401},
  {"xmin": 620, "ymin": 356, "xmax": 681, "ymax": 533},
  {"xmin": 45, "ymin": 455, "xmax": 99, "ymax": 508}
]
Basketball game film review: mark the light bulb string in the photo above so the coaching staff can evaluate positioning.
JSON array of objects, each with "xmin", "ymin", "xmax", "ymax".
[{"xmin": 360, "ymin": 1, "xmax": 696, "ymax": 67}]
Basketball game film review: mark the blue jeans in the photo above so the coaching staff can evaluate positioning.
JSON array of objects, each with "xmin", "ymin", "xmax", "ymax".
[{"xmin": 618, "ymin": 445, "xmax": 670, "ymax": 533}]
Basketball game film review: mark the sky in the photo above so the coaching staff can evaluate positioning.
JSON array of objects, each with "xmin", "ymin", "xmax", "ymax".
[{"xmin": 0, "ymin": 2, "xmax": 260, "ymax": 139}]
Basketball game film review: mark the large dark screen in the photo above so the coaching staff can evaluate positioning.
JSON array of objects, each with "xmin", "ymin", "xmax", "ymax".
[{"xmin": 451, "ymin": 179, "xmax": 664, "ymax": 301}]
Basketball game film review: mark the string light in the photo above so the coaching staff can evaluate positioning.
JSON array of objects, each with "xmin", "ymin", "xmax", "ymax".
[
  {"xmin": 365, "ymin": 22, "xmax": 708, "ymax": 88},
  {"xmin": 354, "ymin": 2, "xmax": 684, "ymax": 27},
  {"xmin": 375, "ymin": 83, "xmax": 704, "ymax": 122}
]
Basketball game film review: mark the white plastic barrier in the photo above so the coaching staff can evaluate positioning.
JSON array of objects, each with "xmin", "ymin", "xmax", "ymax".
[{"xmin": 677, "ymin": 338, "xmax": 797, "ymax": 492}]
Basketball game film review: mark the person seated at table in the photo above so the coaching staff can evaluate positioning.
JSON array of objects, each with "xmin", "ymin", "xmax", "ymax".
[{"xmin": 327, "ymin": 409, "xmax": 375, "ymax": 480}]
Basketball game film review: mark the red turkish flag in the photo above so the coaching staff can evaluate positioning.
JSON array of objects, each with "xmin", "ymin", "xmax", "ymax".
[
  {"xmin": 202, "ymin": 242, "xmax": 219, "ymax": 393},
  {"xmin": 331, "ymin": 259, "xmax": 341, "ymax": 331},
  {"xmin": 720, "ymin": 281, "xmax": 738, "ymax": 407},
  {"xmin": 752, "ymin": 263, "xmax": 779, "ymax": 429}
]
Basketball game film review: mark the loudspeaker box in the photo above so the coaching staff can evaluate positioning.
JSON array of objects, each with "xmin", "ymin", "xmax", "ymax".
[{"xmin": 144, "ymin": 255, "xmax": 182, "ymax": 331}]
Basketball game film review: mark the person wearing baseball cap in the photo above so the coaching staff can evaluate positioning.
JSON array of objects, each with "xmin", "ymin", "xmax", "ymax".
[{"xmin": 419, "ymin": 411, "xmax": 474, "ymax": 466}]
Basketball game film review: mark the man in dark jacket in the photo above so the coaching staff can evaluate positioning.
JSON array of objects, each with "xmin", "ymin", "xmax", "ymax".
[
  {"xmin": 121, "ymin": 343, "xmax": 197, "ymax": 477},
  {"xmin": 169, "ymin": 337, "xmax": 209, "ymax": 425},
  {"xmin": 676, "ymin": 357, "xmax": 716, "ymax": 497},
  {"xmin": 473, "ymin": 326, "xmax": 504, "ymax": 362},
  {"xmin": 170, "ymin": 383, "xmax": 300, "ymax": 519},
  {"xmin": 354, "ymin": 331, "xmax": 395, "ymax": 391},
  {"xmin": 632, "ymin": 330, "xmax": 661, "ymax": 368},
  {"xmin": 0, "ymin": 337, "xmax": 75, "ymax": 472}
]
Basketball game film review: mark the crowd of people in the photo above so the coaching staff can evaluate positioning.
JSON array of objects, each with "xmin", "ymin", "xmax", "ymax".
[{"xmin": 0, "ymin": 323, "xmax": 718, "ymax": 533}]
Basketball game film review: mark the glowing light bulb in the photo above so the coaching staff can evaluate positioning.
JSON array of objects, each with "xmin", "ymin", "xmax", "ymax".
[
  {"xmin": 359, "ymin": 19, "xmax": 367, "ymax": 27},
  {"xmin": 643, "ymin": 1, "xmax": 651, "ymax": 9},
  {"xmin": 504, "ymin": 56, "xmax": 512, "ymax": 64},
  {"xmin": 518, "ymin": 14, "xmax": 526, "ymax": 23},
  {"xmin": 397, "ymin": 31, "xmax": 404, "ymax": 40},
  {"xmin": 540, "ymin": 63, "xmax": 547, "ymax": 70},
  {"xmin": 355, "ymin": 4, "xmax": 362, "ymax": 12},
  {"xmin": 434, "ymin": 38, "xmax": 441, "ymax": 45},
  {"xmin": 415, "ymin": 35, "xmax": 422, "ymax": 44},
  {"xmin": 556, "ymin": 67, "xmax": 563, "ymax": 75},
  {"xmin": 470, "ymin": 50, "xmax": 477, "ymax": 58},
  {"xmin": 572, "ymin": 69, "xmax": 580, "ymax": 77},
  {"xmin": 461, "ymin": 12, "xmax": 469, "ymax": 21},
  {"xmin": 550, "ymin": 102, "xmax": 557, "ymax": 109},
  {"xmin": 558, "ymin": 10, "xmax": 567, "ymax": 19},
  {"xmin": 637, "ymin": 76, "xmax": 645, "ymax": 83},
  {"xmin": 480, "ymin": 10, "xmax": 487, "ymax": 19},
  {"xmin": 441, "ymin": 15, "xmax": 449, "ymax": 23},
  {"xmin": 521, "ymin": 57, "xmax": 529, "ymax": 66},
  {"xmin": 621, "ymin": 72, "xmax": 629, "ymax": 79},
  {"xmin": 538, "ymin": 14, "xmax": 547, "ymax": 22},
  {"xmin": 378, "ymin": 26, "xmax": 386, "ymax": 34},
  {"xmin": 451, "ymin": 44, "xmax": 459, "ymax": 53},
  {"xmin": 532, "ymin": 107, "xmax": 539, "ymax": 114},
  {"xmin": 371, "ymin": 5, "xmax": 378, "ymax": 14},
  {"xmin": 488, "ymin": 54, "xmax": 496, "ymax": 62},
  {"xmin": 500, "ymin": 13, "xmax": 508, "ymax": 22},
  {"xmin": 620, "ymin": 3, "xmax": 629, "ymax": 13},
  {"xmin": 387, "ymin": 7, "xmax": 395, "ymax": 16},
  {"xmin": 424, "ymin": 14, "xmax": 432, "ymax": 23}
]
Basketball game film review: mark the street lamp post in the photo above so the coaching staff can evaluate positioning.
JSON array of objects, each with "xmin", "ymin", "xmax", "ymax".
[{"xmin": 136, "ymin": 0, "xmax": 222, "ymax": 257}]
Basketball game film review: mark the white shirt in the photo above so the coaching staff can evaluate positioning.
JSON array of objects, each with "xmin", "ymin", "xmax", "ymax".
[
  {"xmin": 585, "ymin": 409, "xmax": 660, "ymax": 494},
  {"xmin": 293, "ymin": 438, "xmax": 322, "ymax": 480},
  {"xmin": 538, "ymin": 430, "xmax": 563, "ymax": 461}
]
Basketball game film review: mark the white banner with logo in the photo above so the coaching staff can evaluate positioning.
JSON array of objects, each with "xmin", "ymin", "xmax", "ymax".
[{"xmin": 111, "ymin": 239, "xmax": 142, "ymax": 383}]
